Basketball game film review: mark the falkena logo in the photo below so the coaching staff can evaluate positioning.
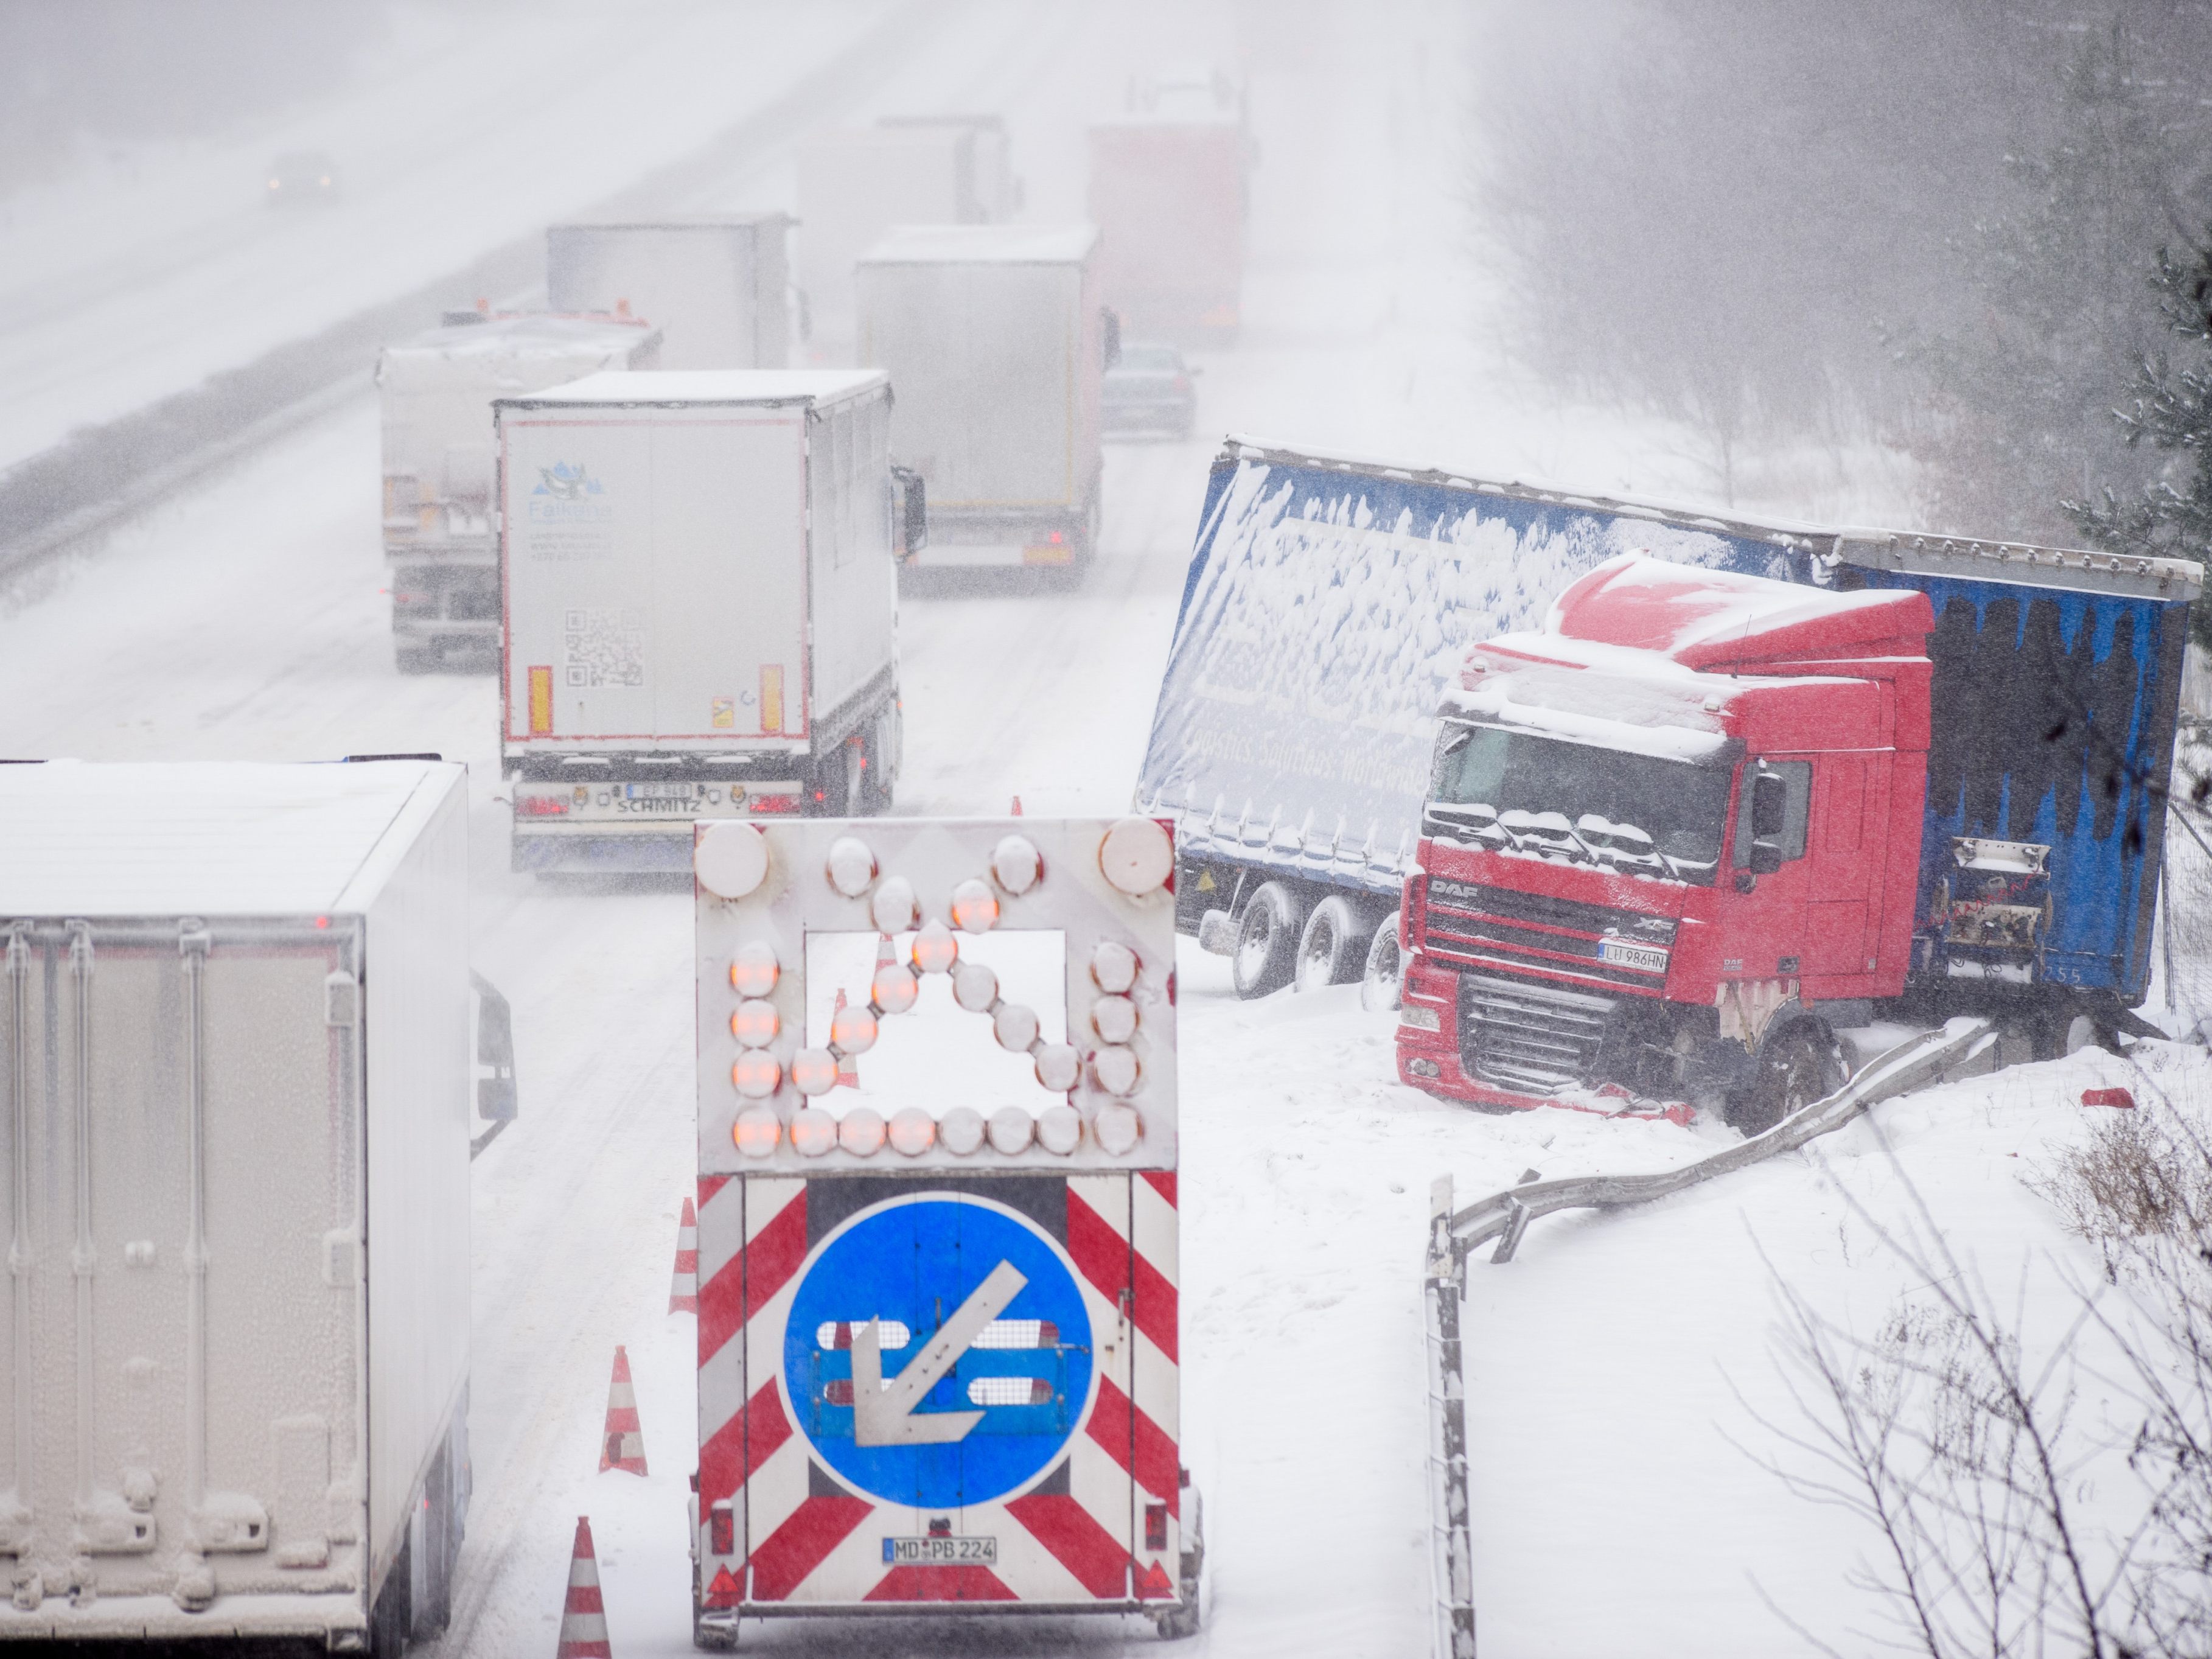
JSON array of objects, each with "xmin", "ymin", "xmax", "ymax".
[{"xmin": 527, "ymin": 461, "xmax": 613, "ymax": 523}]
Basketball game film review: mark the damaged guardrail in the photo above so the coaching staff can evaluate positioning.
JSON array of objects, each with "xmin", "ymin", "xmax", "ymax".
[{"xmin": 1422, "ymin": 1016, "xmax": 1998, "ymax": 1659}]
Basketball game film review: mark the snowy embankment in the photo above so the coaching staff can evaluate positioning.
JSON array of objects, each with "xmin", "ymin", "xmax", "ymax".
[{"xmin": 0, "ymin": 0, "xmax": 898, "ymax": 474}]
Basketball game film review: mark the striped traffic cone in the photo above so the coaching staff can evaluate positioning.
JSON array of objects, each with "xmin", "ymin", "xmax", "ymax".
[
  {"xmin": 599, "ymin": 1347, "xmax": 647, "ymax": 1476},
  {"xmin": 1010, "ymin": 795, "xmax": 1022, "ymax": 816},
  {"xmin": 832, "ymin": 989, "xmax": 859, "ymax": 1088},
  {"xmin": 668, "ymin": 1198, "xmax": 698, "ymax": 1315},
  {"xmin": 555, "ymin": 1515, "xmax": 612, "ymax": 1658}
]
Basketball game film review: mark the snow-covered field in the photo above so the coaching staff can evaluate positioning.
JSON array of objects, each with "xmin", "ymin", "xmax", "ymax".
[{"xmin": 3, "ymin": 2, "xmax": 2202, "ymax": 1656}]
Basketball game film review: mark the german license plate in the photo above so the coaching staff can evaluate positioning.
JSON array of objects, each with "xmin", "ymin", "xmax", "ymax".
[
  {"xmin": 1599, "ymin": 938, "xmax": 1669, "ymax": 974},
  {"xmin": 623, "ymin": 782, "xmax": 694, "ymax": 800},
  {"xmin": 882, "ymin": 1535, "xmax": 997, "ymax": 1565}
]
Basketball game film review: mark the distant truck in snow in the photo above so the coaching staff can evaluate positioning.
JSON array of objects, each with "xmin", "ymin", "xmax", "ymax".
[
  {"xmin": 1138, "ymin": 437, "xmax": 2199, "ymax": 1130},
  {"xmin": 857, "ymin": 225, "xmax": 1107, "ymax": 580},
  {"xmin": 546, "ymin": 217, "xmax": 792, "ymax": 370},
  {"xmin": 496, "ymin": 370, "xmax": 915, "ymax": 873},
  {"xmin": 378, "ymin": 310, "xmax": 660, "ymax": 672},
  {"xmin": 0, "ymin": 759, "xmax": 497, "ymax": 1652},
  {"xmin": 795, "ymin": 118, "xmax": 1019, "ymax": 347},
  {"xmin": 1087, "ymin": 113, "xmax": 1247, "ymax": 345}
]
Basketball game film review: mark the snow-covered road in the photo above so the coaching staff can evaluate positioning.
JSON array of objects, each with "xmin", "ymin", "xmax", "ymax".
[{"xmin": 6, "ymin": 1, "xmax": 2191, "ymax": 1655}]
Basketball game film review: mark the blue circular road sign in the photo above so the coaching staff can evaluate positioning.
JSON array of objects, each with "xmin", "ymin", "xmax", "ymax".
[{"xmin": 783, "ymin": 1193, "xmax": 1096, "ymax": 1509}]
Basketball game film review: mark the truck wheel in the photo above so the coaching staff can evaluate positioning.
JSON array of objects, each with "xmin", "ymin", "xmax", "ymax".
[
  {"xmin": 1731, "ymin": 1021, "xmax": 1841, "ymax": 1136},
  {"xmin": 1359, "ymin": 917, "xmax": 1404, "ymax": 1013},
  {"xmin": 1294, "ymin": 896, "xmax": 1366, "ymax": 991},
  {"xmin": 1231, "ymin": 882, "xmax": 1302, "ymax": 999}
]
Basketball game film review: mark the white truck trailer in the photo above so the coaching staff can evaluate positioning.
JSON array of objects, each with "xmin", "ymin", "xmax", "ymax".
[
  {"xmin": 378, "ymin": 311, "xmax": 661, "ymax": 672},
  {"xmin": 497, "ymin": 371, "xmax": 916, "ymax": 874},
  {"xmin": 857, "ymin": 226, "xmax": 1106, "ymax": 580},
  {"xmin": 0, "ymin": 760, "xmax": 474, "ymax": 1653},
  {"xmin": 546, "ymin": 218, "xmax": 792, "ymax": 371},
  {"xmin": 795, "ymin": 122, "xmax": 1014, "ymax": 348}
]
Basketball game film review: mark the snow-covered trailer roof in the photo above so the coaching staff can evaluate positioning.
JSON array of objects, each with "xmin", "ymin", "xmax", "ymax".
[
  {"xmin": 495, "ymin": 369, "xmax": 886, "ymax": 412},
  {"xmin": 377, "ymin": 313, "xmax": 660, "ymax": 388},
  {"xmin": 859, "ymin": 224, "xmax": 1097, "ymax": 265},
  {"xmin": 0, "ymin": 759, "xmax": 459, "ymax": 916}
]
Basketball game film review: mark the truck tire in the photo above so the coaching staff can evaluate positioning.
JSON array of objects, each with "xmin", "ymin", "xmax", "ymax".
[
  {"xmin": 1731, "ymin": 1020, "xmax": 1843, "ymax": 1136},
  {"xmin": 369, "ymin": 1531, "xmax": 411, "ymax": 1659},
  {"xmin": 1359, "ymin": 916, "xmax": 1404, "ymax": 1013},
  {"xmin": 1294, "ymin": 896, "xmax": 1366, "ymax": 991},
  {"xmin": 1231, "ymin": 882, "xmax": 1302, "ymax": 999}
]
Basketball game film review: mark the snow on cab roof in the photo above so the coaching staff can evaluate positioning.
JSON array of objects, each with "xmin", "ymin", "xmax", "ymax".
[
  {"xmin": 0, "ymin": 760, "xmax": 454, "ymax": 917},
  {"xmin": 860, "ymin": 224, "xmax": 1098, "ymax": 265},
  {"xmin": 497, "ymin": 369, "xmax": 886, "ymax": 410}
]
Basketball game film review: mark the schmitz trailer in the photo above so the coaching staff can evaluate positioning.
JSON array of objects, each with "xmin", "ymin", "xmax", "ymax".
[
  {"xmin": 0, "ymin": 760, "xmax": 475, "ymax": 1652},
  {"xmin": 378, "ymin": 310, "xmax": 660, "ymax": 672},
  {"xmin": 857, "ymin": 226, "xmax": 1106, "ymax": 579},
  {"xmin": 685, "ymin": 815, "xmax": 1199, "ymax": 1642},
  {"xmin": 546, "ymin": 218, "xmax": 792, "ymax": 369},
  {"xmin": 498, "ymin": 371, "xmax": 916, "ymax": 873},
  {"xmin": 1086, "ymin": 118, "xmax": 1246, "ymax": 345}
]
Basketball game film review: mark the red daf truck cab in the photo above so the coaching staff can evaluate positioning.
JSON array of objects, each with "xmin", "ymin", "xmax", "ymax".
[{"xmin": 1393, "ymin": 556, "xmax": 1936, "ymax": 1131}]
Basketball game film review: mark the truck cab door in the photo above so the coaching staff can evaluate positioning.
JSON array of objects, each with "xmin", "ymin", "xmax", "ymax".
[{"xmin": 1726, "ymin": 758, "xmax": 1814, "ymax": 983}]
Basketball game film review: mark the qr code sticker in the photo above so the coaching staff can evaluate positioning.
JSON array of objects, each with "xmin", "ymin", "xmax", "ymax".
[{"xmin": 563, "ymin": 607, "xmax": 645, "ymax": 688}]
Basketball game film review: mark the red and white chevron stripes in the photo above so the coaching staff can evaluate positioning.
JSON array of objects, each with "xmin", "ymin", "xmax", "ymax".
[{"xmin": 692, "ymin": 1175, "xmax": 1183, "ymax": 1615}]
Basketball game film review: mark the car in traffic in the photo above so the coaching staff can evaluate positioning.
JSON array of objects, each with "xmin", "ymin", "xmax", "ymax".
[
  {"xmin": 267, "ymin": 148, "xmax": 338, "ymax": 204},
  {"xmin": 1101, "ymin": 340, "xmax": 1198, "ymax": 439}
]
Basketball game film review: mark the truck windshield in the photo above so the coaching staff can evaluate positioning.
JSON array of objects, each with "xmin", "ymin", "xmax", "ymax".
[{"xmin": 1426, "ymin": 721, "xmax": 1734, "ymax": 885}]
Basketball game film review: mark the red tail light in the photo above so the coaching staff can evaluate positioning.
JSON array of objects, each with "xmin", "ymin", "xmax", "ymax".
[
  {"xmin": 750, "ymin": 795, "xmax": 800, "ymax": 815},
  {"xmin": 1145, "ymin": 1502, "xmax": 1169, "ymax": 1551},
  {"xmin": 710, "ymin": 1500, "xmax": 734, "ymax": 1556},
  {"xmin": 514, "ymin": 795, "xmax": 568, "ymax": 817}
]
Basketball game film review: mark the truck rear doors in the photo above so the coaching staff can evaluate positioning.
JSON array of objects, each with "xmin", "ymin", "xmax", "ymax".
[{"xmin": 503, "ymin": 408, "xmax": 808, "ymax": 748}]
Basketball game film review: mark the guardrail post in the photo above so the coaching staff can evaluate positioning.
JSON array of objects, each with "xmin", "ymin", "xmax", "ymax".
[{"xmin": 1425, "ymin": 1175, "xmax": 1476, "ymax": 1658}]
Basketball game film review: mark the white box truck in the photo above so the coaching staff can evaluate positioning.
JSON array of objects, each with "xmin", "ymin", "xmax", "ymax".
[
  {"xmin": 546, "ymin": 218, "xmax": 791, "ymax": 371},
  {"xmin": 379, "ymin": 311, "xmax": 661, "ymax": 672},
  {"xmin": 795, "ymin": 122, "xmax": 1013, "ymax": 346},
  {"xmin": 497, "ymin": 371, "xmax": 918, "ymax": 873},
  {"xmin": 0, "ymin": 759, "xmax": 474, "ymax": 1652},
  {"xmin": 857, "ymin": 225, "xmax": 1106, "ymax": 579}
]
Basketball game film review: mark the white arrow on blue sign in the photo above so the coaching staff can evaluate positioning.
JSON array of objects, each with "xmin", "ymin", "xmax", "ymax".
[{"xmin": 784, "ymin": 1193, "xmax": 1096, "ymax": 1509}]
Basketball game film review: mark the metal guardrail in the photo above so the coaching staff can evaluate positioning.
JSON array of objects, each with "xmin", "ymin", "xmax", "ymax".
[{"xmin": 1421, "ymin": 1016, "xmax": 1998, "ymax": 1658}]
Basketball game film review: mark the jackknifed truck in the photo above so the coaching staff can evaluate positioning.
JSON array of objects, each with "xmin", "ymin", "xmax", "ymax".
[
  {"xmin": 498, "ymin": 371, "xmax": 919, "ymax": 873},
  {"xmin": 1139, "ymin": 438, "xmax": 2198, "ymax": 1130},
  {"xmin": 0, "ymin": 759, "xmax": 476, "ymax": 1651},
  {"xmin": 378, "ymin": 310, "xmax": 661, "ymax": 672},
  {"xmin": 857, "ymin": 226, "xmax": 1106, "ymax": 580}
]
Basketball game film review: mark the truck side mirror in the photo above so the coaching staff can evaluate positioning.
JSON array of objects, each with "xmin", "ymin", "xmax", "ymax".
[
  {"xmin": 891, "ymin": 466, "xmax": 928, "ymax": 560},
  {"xmin": 470, "ymin": 972, "xmax": 517, "ymax": 1122},
  {"xmin": 1747, "ymin": 840, "xmax": 1784, "ymax": 876}
]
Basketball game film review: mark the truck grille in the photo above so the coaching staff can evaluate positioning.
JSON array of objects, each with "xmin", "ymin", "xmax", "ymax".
[
  {"xmin": 1426, "ymin": 876, "xmax": 1676, "ymax": 943},
  {"xmin": 1457, "ymin": 972, "xmax": 1617, "ymax": 1095}
]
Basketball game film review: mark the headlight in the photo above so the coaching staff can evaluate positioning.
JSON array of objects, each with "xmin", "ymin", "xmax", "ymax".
[{"xmin": 1400, "ymin": 1005, "xmax": 1443, "ymax": 1033}]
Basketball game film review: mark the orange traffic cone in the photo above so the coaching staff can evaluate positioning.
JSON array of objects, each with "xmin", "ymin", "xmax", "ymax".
[
  {"xmin": 668, "ymin": 1198, "xmax": 698, "ymax": 1315},
  {"xmin": 832, "ymin": 989, "xmax": 860, "ymax": 1088},
  {"xmin": 874, "ymin": 933, "xmax": 896, "ymax": 971},
  {"xmin": 555, "ymin": 1516, "xmax": 613, "ymax": 1658},
  {"xmin": 599, "ymin": 1347, "xmax": 647, "ymax": 1476},
  {"xmin": 1011, "ymin": 795, "xmax": 1023, "ymax": 816}
]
